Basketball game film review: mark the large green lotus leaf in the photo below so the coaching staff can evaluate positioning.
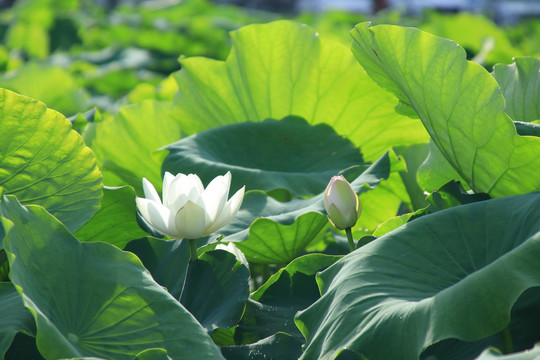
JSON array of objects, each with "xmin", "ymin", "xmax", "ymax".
[
  {"xmin": 162, "ymin": 117, "xmax": 363, "ymax": 196},
  {"xmin": 84, "ymin": 100, "xmax": 182, "ymax": 195},
  {"xmin": 170, "ymin": 20, "xmax": 428, "ymax": 162},
  {"xmin": 124, "ymin": 238, "xmax": 189, "ymax": 299},
  {"xmin": 75, "ymin": 186, "xmax": 148, "ymax": 249},
  {"xmin": 350, "ymin": 23, "xmax": 540, "ymax": 197},
  {"xmin": 419, "ymin": 272, "xmax": 540, "ymax": 359},
  {"xmin": 0, "ymin": 282, "xmax": 35, "ymax": 358},
  {"xmin": 180, "ymin": 250, "xmax": 250, "ymax": 331},
  {"xmin": 0, "ymin": 89, "xmax": 102, "ymax": 231},
  {"xmin": 295, "ymin": 192, "xmax": 540, "ymax": 360},
  {"xmin": 414, "ymin": 54, "xmax": 538, "ymax": 193},
  {"xmin": 0, "ymin": 62, "xmax": 88, "ymax": 115},
  {"xmin": 0, "ymin": 195, "xmax": 224, "ymax": 360},
  {"xmin": 235, "ymin": 254, "xmax": 340, "ymax": 345},
  {"xmin": 219, "ymin": 152, "xmax": 392, "ymax": 263},
  {"xmin": 221, "ymin": 333, "xmax": 303, "ymax": 360},
  {"xmin": 492, "ymin": 57, "xmax": 540, "ymax": 123}
]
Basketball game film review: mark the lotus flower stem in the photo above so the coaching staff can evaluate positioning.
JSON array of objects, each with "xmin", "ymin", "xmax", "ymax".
[
  {"xmin": 188, "ymin": 239, "xmax": 198, "ymax": 261},
  {"xmin": 500, "ymin": 325, "xmax": 513, "ymax": 354},
  {"xmin": 345, "ymin": 227, "xmax": 355, "ymax": 252}
]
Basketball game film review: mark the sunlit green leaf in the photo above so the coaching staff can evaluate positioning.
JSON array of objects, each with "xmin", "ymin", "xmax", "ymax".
[
  {"xmin": 84, "ymin": 100, "xmax": 181, "ymax": 194},
  {"xmin": 351, "ymin": 23, "xmax": 540, "ymax": 197},
  {"xmin": 0, "ymin": 89, "xmax": 102, "ymax": 231},
  {"xmin": 171, "ymin": 20, "xmax": 428, "ymax": 162},
  {"xmin": 493, "ymin": 57, "xmax": 540, "ymax": 122},
  {"xmin": 417, "ymin": 140, "xmax": 465, "ymax": 193}
]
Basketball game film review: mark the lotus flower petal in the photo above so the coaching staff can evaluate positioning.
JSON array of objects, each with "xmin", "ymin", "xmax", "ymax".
[
  {"xmin": 206, "ymin": 186, "xmax": 245, "ymax": 235},
  {"xmin": 174, "ymin": 200, "xmax": 208, "ymax": 239},
  {"xmin": 162, "ymin": 172, "xmax": 175, "ymax": 208},
  {"xmin": 142, "ymin": 178, "xmax": 161, "ymax": 203},
  {"xmin": 136, "ymin": 197, "xmax": 175, "ymax": 236},
  {"xmin": 201, "ymin": 172, "xmax": 231, "ymax": 223}
]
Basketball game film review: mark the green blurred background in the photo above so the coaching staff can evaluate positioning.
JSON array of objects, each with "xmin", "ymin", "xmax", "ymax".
[{"xmin": 0, "ymin": 0, "xmax": 538, "ymax": 116}]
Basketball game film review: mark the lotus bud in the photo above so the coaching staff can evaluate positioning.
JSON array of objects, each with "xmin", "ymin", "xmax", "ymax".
[{"xmin": 323, "ymin": 175, "xmax": 360, "ymax": 230}]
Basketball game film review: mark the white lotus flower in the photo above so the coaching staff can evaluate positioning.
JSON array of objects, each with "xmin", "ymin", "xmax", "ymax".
[
  {"xmin": 136, "ymin": 171, "xmax": 245, "ymax": 239},
  {"xmin": 215, "ymin": 242, "xmax": 249, "ymax": 268}
]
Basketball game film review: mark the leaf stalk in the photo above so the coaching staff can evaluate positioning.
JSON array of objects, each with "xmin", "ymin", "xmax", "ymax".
[{"xmin": 345, "ymin": 227, "xmax": 355, "ymax": 253}]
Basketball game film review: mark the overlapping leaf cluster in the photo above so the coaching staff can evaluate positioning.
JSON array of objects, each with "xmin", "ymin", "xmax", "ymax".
[{"xmin": 0, "ymin": 1, "xmax": 539, "ymax": 359}]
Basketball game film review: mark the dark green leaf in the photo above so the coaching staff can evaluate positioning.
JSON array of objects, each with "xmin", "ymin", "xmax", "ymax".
[
  {"xmin": 236, "ymin": 254, "xmax": 340, "ymax": 344},
  {"xmin": 124, "ymin": 237, "xmax": 189, "ymax": 299},
  {"xmin": 514, "ymin": 121, "xmax": 540, "ymax": 137},
  {"xmin": 1, "ymin": 195, "xmax": 224, "ymax": 360},
  {"xmin": 296, "ymin": 192, "xmax": 540, "ymax": 360},
  {"xmin": 0, "ymin": 282, "xmax": 35, "ymax": 358},
  {"xmin": 5, "ymin": 333, "xmax": 43, "ymax": 360},
  {"xmin": 162, "ymin": 117, "xmax": 364, "ymax": 196},
  {"xmin": 180, "ymin": 250, "xmax": 250, "ymax": 332}
]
